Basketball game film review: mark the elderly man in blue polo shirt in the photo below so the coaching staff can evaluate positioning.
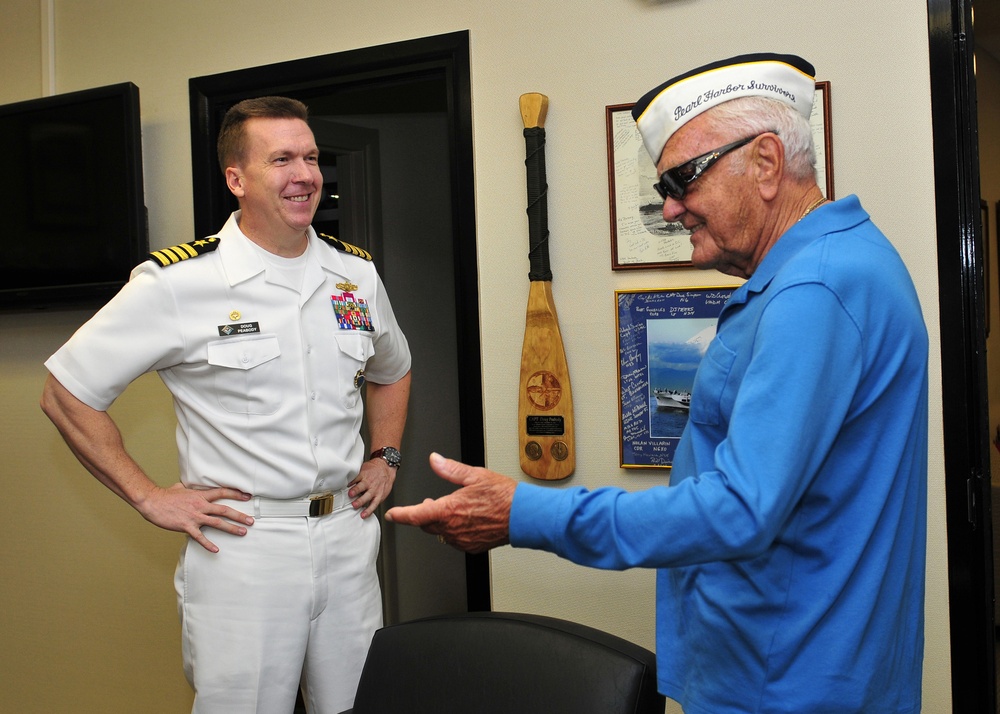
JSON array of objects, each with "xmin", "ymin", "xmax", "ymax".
[{"xmin": 387, "ymin": 53, "xmax": 928, "ymax": 714}]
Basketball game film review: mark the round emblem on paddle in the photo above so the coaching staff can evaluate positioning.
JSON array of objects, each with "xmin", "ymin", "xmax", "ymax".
[{"xmin": 525, "ymin": 370, "xmax": 562, "ymax": 411}]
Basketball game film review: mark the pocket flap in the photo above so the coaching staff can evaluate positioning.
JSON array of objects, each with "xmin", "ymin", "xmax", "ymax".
[
  {"xmin": 335, "ymin": 334, "xmax": 374, "ymax": 363},
  {"xmin": 207, "ymin": 334, "xmax": 281, "ymax": 371}
]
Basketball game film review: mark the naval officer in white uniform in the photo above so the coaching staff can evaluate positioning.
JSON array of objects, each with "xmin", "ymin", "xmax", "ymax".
[{"xmin": 41, "ymin": 96, "xmax": 411, "ymax": 714}]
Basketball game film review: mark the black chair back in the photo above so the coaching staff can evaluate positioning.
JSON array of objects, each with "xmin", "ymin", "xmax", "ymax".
[{"xmin": 342, "ymin": 611, "xmax": 665, "ymax": 714}]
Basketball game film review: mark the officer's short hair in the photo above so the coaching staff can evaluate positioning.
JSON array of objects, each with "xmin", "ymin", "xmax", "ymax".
[{"xmin": 217, "ymin": 96, "xmax": 310, "ymax": 173}]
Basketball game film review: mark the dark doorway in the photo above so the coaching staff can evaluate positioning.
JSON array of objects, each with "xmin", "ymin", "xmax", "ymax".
[{"xmin": 188, "ymin": 31, "xmax": 489, "ymax": 624}]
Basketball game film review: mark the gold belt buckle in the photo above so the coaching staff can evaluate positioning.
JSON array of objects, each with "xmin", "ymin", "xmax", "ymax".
[{"xmin": 309, "ymin": 492, "xmax": 335, "ymax": 517}]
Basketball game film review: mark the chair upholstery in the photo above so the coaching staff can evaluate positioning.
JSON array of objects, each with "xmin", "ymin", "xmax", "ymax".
[{"xmin": 340, "ymin": 611, "xmax": 665, "ymax": 714}]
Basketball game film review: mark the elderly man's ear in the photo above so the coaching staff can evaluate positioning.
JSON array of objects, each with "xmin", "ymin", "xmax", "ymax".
[{"xmin": 752, "ymin": 133, "xmax": 784, "ymax": 201}]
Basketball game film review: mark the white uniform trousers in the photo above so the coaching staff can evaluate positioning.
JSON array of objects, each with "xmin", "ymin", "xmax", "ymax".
[{"xmin": 174, "ymin": 505, "xmax": 382, "ymax": 714}]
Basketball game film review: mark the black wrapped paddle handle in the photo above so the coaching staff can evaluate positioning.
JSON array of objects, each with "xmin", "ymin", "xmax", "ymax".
[{"xmin": 523, "ymin": 126, "xmax": 552, "ymax": 282}]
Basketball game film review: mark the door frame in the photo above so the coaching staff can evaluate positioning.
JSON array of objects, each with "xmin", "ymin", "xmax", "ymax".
[
  {"xmin": 187, "ymin": 30, "xmax": 490, "ymax": 611},
  {"xmin": 927, "ymin": 0, "xmax": 996, "ymax": 709}
]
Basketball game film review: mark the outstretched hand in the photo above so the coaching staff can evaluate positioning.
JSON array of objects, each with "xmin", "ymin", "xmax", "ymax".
[{"xmin": 385, "ymin": 453, "xmax": 516, "ymax": 553}]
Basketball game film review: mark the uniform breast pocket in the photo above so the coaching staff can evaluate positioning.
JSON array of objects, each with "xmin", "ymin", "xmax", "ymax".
[
  {"xmin": 689, "ymin": 337, "xmax": 737, "ymax": 427},
  {"xmin": 335, "ymin": 334, "xmax": 374, "ymax": 408},
  {"xmin": 206, "ymin": 334, "xmax": 283, "ymax": 415}
]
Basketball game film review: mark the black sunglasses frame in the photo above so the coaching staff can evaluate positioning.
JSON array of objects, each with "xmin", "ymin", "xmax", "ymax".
[{"xmin": 653, "ymin": 132, "xmax": 773, "ymax": 201}]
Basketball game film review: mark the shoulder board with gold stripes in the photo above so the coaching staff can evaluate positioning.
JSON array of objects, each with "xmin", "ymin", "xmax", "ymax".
[
  {"xmin": 149, "ymin": 236, "xmax": 221, "ymax": 268},
  {"xmin": 318, "ymin": 233, "xmax": 372, "ymax": 262}
]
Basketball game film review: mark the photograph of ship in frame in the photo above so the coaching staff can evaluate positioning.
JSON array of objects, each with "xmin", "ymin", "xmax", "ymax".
[{"xmin": 616, "ymin": 286, "xmax": 736, "ymax": 468}]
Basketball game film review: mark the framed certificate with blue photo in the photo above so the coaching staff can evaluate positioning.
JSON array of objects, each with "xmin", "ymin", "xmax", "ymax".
[{"xmin": 616, "ymin": 286, "xmax": 737, "ymax": 468}]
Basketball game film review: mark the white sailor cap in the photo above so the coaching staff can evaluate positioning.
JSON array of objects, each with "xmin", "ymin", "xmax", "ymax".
[{"xmin": 631, "ymin": 53, "xmax": 816, "ymax": 162}]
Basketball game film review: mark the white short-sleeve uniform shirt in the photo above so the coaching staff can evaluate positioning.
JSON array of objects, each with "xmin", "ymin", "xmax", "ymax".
[{"xmin": 46, "ymin": 212, "xmax": 411, "ymax": 499}]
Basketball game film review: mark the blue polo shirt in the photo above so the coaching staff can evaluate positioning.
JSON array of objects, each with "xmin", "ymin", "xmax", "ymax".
[{"xmin": 510, "ymin": 195, "xmax": 927, "ymax": 713}]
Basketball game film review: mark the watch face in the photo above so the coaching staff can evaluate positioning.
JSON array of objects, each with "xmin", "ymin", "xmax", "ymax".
[{"xmin": 376, "ymin": 447, "xmax": 401, "ymax": 467}]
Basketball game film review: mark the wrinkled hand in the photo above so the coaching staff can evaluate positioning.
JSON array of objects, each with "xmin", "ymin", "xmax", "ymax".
[
  {"xmin": 385, "ymin": 453, "xmax": 516, "ymax": 553},
  {"xmin": 349, "ymin": 459, "xmax": 397, "ymax": 518},
  {"xmin": 136, "ymin": 483, "xmax": 253, "ymax": 553}
]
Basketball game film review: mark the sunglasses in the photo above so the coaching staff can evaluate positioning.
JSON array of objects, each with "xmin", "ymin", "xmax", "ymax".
[{"xmin": 653, "ymin": 132, "xmax": 772, "ymax": 201}]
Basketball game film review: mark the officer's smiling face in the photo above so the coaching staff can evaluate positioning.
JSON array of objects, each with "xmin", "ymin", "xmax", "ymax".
[{"xmin": 225, "ymin": 116, "xmax": 323, "ymax": 251}]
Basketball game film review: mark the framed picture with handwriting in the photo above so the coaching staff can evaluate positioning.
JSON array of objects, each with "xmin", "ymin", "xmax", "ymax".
[{"xmin": 616, "ymin": 286, "xmax": 737, "ymax": 468}]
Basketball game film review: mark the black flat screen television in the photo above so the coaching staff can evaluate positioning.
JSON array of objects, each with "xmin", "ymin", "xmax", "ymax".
[{"xmin": 0, "ymin": 82, "xmax": 147, "ymax": 310}]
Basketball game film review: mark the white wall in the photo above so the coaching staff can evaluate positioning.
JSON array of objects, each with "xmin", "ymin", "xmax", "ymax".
[{"xmin": 0, "ymin": 0, "xmax": 950, "ymax": 711}]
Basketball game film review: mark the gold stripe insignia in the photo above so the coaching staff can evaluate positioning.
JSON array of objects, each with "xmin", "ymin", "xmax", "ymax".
[
  {"xmin": 318, "ymin": 233, "xmax": 373, "ymax": 262},
  {"xmin": 149, "ymin": 236, "xmax": 221, "ymax": 267}
]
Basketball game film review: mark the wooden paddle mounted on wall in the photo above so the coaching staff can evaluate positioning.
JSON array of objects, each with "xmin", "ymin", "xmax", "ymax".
[{"xmin": 517, "ymin": 92, "xmax": 575, "ymax": 480}]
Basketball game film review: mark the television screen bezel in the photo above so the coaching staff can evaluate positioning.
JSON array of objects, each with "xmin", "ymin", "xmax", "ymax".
[{"xmin": 0, "ymin": 81, "xmax": 148, "ymax": 311}]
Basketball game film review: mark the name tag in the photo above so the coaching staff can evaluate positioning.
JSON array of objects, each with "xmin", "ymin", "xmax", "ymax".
[{"xmin": 218, "ymin": 322, "xmax": 261, "ymax": 336}]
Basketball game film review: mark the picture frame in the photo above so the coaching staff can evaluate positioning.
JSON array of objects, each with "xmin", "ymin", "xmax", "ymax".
[
  {"xmin": 606, "ymin": 81, "xmax": 834, "ymax": 270},
  {"xmin": 616, "ymin": 286, "xmax": 737, "ymax": 468},
  {"xmin": 605, "ymin": 103, "xmax": 694, "ymax": 270},
  {"xmin": 813, "ymin": 81, "xmax": 834, "ymax": 200}
]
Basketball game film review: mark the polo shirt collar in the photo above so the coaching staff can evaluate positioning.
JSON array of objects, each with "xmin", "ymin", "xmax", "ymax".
[{"xmin": 726, "ymin": 195, "xmax": 868, "ymax": 307}]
